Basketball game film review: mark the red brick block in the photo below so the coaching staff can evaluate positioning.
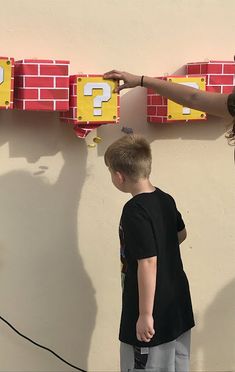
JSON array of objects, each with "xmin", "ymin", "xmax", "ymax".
[
  {"xmin": 25, "ymin": 101, "xmax": 54, "ymax": 110},
  {"xmin": 187, "ymin": 62, "xmax": 223, "ymax": 75},
  {"xmin": 152, "ymin": 95, "xmax": 163, "ymax": 105},
  {"xmin": 56, "ymin": 77, "xmax": 69, "ymax": 88},
  {"xmin": 223, "ymin": 64, "xmax": 235, "ymax": 74},
  {"xmin": 40, "ymin": 65, "xmax": 68, "ymax": 76},
  {"xmin": 56, "ymin": 101, "xmax": 69, "ymax": 111},
  {"xmin": 207, "ymin": 64, "xmax": 223, "ymax": 74},
  {"xmin": 222, "ymin": 86, "xmax": 234, "ymax": 94},
  {"xmin": 69, "ymin": 75, "xmax": 77, "ymax": 84},
  {"xmin": 147, "ymin": 88, "xmax": 156, "ymax": 95},
  {"xmin": 187, "ymin": 64, "xmax": 201, "ymax": 74},
  {"xmin": 23, "ymin": 59, "xmax": 54, "ymax": 63},
  {"xmin": 147, "ymin": 106, "xmax": 157, "ymax": 116},
  {"xmin": 209, "ymin": 75, "xmax": 234, "ymax": 85},
  {"xmin": 55, "ymin": 60, "xmax": 70, "ymax": 64},
  {"xmin": 40, "ymin": 89, "xmax": 68, "ymax": 99},
  {"xmin": 200, "ymin": 64, "xmax": 207, "ymax": 74},
  {"xmin": 15, "ymin": 88, "xmax": 38, "ymax": 99},
  {"xmin": 14, "ymin": 100, "xmax": 24, "ymax": 109},
  {"xmin": 70, "ymin": 97, "xmax": 77, "ymax": 107},
  {"xmin": 25, "ymin": 77, "xmax": 54, "ymax": 87},
  {"xmin": 148, "ymin": 117, "xmax": 163, "ymax": 123},
  {"xmin": 206, "ymin": 86, "xmax": 222, "ymax": 93},
  {"xmin": 14, "ymin": 59, "xmax": 70, "ymax": 111},
  {"xmin": 14, "ymin": 76, "xmax": 24, "ymax": 87},
  {"xmin": 15, "ymin": 64, "xmax": 38, "ymax": 75},
  {"xmin": 157, "ymin": 106, "xmax": 167, "ymax": 116}
]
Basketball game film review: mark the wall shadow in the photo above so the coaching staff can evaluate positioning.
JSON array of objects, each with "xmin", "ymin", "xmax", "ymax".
[
  {"xmin": 0, "ymin": 110, "xmax": 96, "ymax": 371},
  {"xmin": 192, "ymin": 278, "xmax": 235, "ymax": 372}
]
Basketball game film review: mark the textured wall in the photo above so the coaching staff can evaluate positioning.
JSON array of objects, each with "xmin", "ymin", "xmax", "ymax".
[{"xmin": 0, "ymin": 1, "xmax": 234, "ymax": 371}]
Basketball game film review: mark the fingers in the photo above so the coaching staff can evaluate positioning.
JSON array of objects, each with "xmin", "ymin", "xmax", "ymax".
[
  {"xmin": 104, "ymin": 70, "xmax": 139, "ymax": 91},
  {"xmin": 137, "ymin": 333, "xmax": 152, "ymax": 342},
  {"xmin": 104, "ymin": 69, "xmax": 120, "ymax": 75},
  {"xmin": 114, "ymin": 83, "xmax": 128, "ymax": 93},
  {"xmin": 104, "ymin": 70, "xmax": 126, "ymax": 93},
  {"xmin": 137, "ymin": 333, "xmax": 150, "ymax": 342},
  {"xmin": 137, "ymin": 328, "xmax": 155, "ymax": 342},
  {"xmin": 103, "ymin": 70, "xmax": 123, "ymax": 80}
]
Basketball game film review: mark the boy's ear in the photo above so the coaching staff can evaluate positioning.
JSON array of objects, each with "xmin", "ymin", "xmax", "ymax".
[{"xmin": 116, "ymin": 171, "xmax": 125, "ymax": 183}]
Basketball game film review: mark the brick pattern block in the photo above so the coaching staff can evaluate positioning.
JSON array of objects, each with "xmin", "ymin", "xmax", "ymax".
[
  {"xmin": 14, "ymin": 59, "xmax": 69, "ymax": 111},
  {"xmin": 60, "ymin": 74, "xmax": 120, "ymax": 138},
  {"xmin": 0, "ymin": 56, "xmax": 14, "ymax": 110},
  {"xmin": 147, "ymin": 60, "xmax": 235, "ymax": 123}
]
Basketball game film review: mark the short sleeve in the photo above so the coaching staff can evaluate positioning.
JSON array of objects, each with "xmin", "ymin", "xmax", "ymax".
[
  {"xmin": 176, "ymin": 210, "xmax": 185, "ymax": 232},
  {"xmin": 170, "ymin": 195, "xmax": 185, "ymax": 232},
  {"xmin": 227, "ymin": 93, "xmax": 235, "ymax": 117},
  {"xmin": 122, "ymin": 203, "xmax": 157, "ymax": 260}
]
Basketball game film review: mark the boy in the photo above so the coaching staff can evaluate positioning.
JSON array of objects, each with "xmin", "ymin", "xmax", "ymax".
[{"xmin": 104, "ymin": 135, "xmax": 195, "ymax": 372}]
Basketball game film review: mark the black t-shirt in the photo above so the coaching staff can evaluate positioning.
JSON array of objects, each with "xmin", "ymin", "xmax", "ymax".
[
  {"xmin": 119, "ymin": 187, "xmax": 195, "ymax": 347},
  {"xmin": 227, "ymin": 93, "xmax": 235, "ymax": 117}
]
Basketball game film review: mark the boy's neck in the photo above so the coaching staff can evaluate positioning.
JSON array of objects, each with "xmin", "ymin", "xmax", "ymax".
[{"xmin": 128, "ymin": 178, "xmax": 156, "ymax": 197}]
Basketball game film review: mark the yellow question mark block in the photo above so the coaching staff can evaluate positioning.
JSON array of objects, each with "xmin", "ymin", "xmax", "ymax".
[
  {"xmin": 167, "ymin": 76, "xmax": 206, "ymax": 121},
  {"xmin": 76, "ymin": 76, "xmax": 118, "ymax": 123},
  {"xmin": 0, "ymin": 58, "xmax": 13, "ymax": 108}
]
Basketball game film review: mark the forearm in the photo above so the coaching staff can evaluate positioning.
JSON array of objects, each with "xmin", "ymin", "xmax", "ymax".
[
  {"xmin": 104, "ymin": 69, "xmax": 232, "ymax": 118},
  {"xmin": 142, "ymin": 76, "xmax": 230, "ymax": 118},
  {"xmin": 138, "ymin": 257, "xmax": 157, "ymax": 316}
]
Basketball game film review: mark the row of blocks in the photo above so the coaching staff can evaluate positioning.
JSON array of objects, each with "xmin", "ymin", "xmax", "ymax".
[
  {"xmin": 0, "ymin": 57, "xmax": 70, "ymax": 111},
  {"xmin": 0, "ymin": 57, "xmax": 120, "ymax": 137},
  {"xmin": 1, "ymin": 57, "xmax": 235, "ymax": 136}
]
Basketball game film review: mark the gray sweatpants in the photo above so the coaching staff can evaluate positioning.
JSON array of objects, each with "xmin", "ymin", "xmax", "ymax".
[{"xmin": 120, "ymin": 330, "xmax": 191, "ymax": 372}]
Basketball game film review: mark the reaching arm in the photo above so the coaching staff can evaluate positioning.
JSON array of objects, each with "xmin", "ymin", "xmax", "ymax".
[
  {"xmin": 136, "ymin": 256, "xmax": 157, "ymax": 342},
  {"xmin": 103, "ymin": 70, "xmax": 233, "ymax": 119}
]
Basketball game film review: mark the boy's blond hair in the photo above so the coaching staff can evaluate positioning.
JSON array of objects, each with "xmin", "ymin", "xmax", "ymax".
[{"xmin": 104, "ymin": 134, "xmax": 152, "ymax": 181}]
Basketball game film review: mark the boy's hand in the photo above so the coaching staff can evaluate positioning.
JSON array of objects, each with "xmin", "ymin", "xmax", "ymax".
[
  {"xmin": 103, "ymin": 70, "xmax": 141, "ymax": 93},
  {"xmin": 136, "ymin": 314, "xmax": 155, "ymax": 343}
]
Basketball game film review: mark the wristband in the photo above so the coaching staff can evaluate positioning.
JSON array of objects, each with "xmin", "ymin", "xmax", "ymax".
[{"xmin": 140, "ymin": 75, "xmax": 144, "ymax": 87}]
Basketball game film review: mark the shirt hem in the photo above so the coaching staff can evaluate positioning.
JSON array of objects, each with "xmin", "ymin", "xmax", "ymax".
[{"xmin": 119, "ymin": 323, "xmax": 195, "ymax": 347}]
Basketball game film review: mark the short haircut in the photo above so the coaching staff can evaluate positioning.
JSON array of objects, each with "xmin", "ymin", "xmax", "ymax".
[{"xmin": 104, "ymin": 134, "xmax": 152, "ymax": 181}]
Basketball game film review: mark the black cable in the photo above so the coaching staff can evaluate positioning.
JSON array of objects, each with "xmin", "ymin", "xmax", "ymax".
[{"xmin": 0, "ymin": 315, "xmax": 87, "ymax": 372}]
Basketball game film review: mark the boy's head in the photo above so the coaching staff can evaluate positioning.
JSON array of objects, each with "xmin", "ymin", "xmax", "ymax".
[{"xmin": 104, "ymin": 134, "xmax": 152, "ymax": 190}]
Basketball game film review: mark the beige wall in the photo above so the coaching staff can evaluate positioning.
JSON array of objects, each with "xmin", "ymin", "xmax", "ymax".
[{"xmin": 0, "ymin": 0, "xmax": 234, "ymax": 371}]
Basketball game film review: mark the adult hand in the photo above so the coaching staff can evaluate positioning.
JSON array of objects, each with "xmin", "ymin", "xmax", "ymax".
[
  {"xmin": 103, "ymin": 70, "xmax": 141, "ymax": 93},
  {"xmin": 136, "ymin": 314, "xmax": 155, "ymax": 343}
]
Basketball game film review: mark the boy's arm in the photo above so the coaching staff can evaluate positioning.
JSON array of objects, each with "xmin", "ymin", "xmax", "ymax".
[
  {"xmin": 137, "ymin": 256, "xmax": 157, "ymax": 342},
  {"xmin": 103, "ymin": 70, "xmax": 232, "ymax": 119},
  {"xmin": 178, "ymin": 227, "xmax": 187, "ymax": 245}
]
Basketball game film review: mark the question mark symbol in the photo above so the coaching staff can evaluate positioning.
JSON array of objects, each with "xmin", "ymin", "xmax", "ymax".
[
  {"xmin": 84, "ymin": 82, "xmax": 111, "ymax": 116},
  {"xmin": 0, "ymin": 66, "xmax": 4, "ymax": 85},
  {"xmin": 179, "ymin": 82, "xmax": 199, "ymax": 115}
]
